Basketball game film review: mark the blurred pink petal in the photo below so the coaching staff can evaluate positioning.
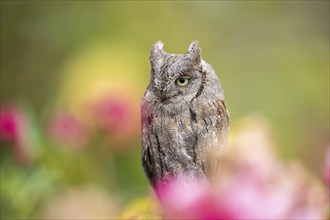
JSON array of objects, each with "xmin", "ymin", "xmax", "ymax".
[
  {"xmin": 155, "ymin": 174, "xmax": 328, "ymax": 220},
  {"xmin": 0, "ymin": 106, "xmax": 21, "ymax": 142},
  {"xmin": 290, "ymin": 207, "xmax": 325, "ymax": 220},
  {"xmin": 0, "ymin": 104, "xmax": 32, "ymax": 164},
  {"xmin": 217, "ymin": 176, "xmax": 296, "ymax": 220},
  {"xmin": 156, "ymin": 176, "xmax": 222, "ymax": 220},
  {"xmin": 90, "ymin": 95, "xmax": 139, "ymax": 148},
  {"xmin": 48, "ymin": 111, "xmax": 89, "ymax": 149},
  {"xmin": 92, "ymin": 97, "xmax": 130, "ymax": 132}
]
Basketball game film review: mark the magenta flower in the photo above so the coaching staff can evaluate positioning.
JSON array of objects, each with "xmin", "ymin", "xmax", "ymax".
[
  {"xmin": 0, "ymin": 106, "xmax": 22, "ymax": 142},
  {"xmin": 155, "ymin": 168, "xmax": 328, "ymax": 220},
  {"xmin": 156, "ymin": 176, "xmax": 290, "ymax": 220},
  {"xmin": 48, "ymin": 111, "xmax": 89, "ymax": 149},
  {"xmin": 0, "ymin": 104, "xmax": 31, "ymax": 163},
  {"xmin": 90, "ymin": 95, "xmax": 140, "ymax": 148},
  {"xmin": 92, "ymin": 96, "xmax": 130, "ymax": 133},
  {"xmin": 156, "ymin": 177, "xmax": 222, "ymax": 219}
]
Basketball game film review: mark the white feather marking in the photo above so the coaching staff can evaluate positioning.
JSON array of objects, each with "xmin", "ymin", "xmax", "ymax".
[
  {"xmin": 181, "ymin": 148, "xmax": 192, "ymax": 160},
  {"xmin": 174, "ymin": 127, "xmax": 192, "ymax": 160}
]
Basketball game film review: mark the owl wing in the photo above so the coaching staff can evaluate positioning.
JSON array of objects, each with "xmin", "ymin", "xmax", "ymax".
[
  {"xmin": 142, "ymin": 136, "xmax": 156, "ymax": 185},
  {"xmin": 209, "ymin": 100, "xmax": 229, "ymax": 178}
]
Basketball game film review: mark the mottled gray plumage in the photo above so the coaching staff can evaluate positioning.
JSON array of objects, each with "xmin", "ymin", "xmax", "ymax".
[{"xmin": 141, "ymin": 41, "xmax": 229, "ymax": 186}]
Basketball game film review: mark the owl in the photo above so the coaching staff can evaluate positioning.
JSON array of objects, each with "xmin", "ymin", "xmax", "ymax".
[{"xmin": 141, "ymin": 41, "xmax": 229, "ymax": 187}]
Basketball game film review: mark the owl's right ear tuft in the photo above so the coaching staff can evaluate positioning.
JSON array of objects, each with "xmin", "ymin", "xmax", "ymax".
[
  {"xmin": 151, "ymin": 41, "xmax": 164, "ymax": 53},
  {"xmin": 150, "ymin": 41, "xmax": 165, "ymax": 70},
  {"xmin": 187, "ymin": 41, "xmax": 201, "ymax": 66}
]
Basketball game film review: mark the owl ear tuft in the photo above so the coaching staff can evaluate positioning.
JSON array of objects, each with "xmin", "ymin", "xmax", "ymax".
[
  {"xmin": 150, "ymin": 41, "xmax": 165, "ymax": 69},
  {"xmin": 187, "ymin": 41, "xmax": 201, "ymax": 65}
]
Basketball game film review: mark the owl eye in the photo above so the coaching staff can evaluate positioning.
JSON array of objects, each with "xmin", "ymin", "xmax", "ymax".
[{"xmin": 175, "ymin": 77, "xmax": 190, "ymax": 87}]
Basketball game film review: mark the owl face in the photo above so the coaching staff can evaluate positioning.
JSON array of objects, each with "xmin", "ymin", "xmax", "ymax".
[{"xmin": 148, "ymin": 41, "xmax": 204, "ymax": 104}]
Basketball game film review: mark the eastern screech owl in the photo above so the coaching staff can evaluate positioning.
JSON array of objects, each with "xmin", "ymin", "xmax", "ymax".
[{"xmin": 141, "ymin": 41, "xmax": 229, "ymax": 187}]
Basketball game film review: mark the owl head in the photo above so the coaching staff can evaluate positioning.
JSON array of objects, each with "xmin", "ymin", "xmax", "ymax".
[{"xmin": 149, "ymin": 41, "xmax": 210, "ymax": 104}]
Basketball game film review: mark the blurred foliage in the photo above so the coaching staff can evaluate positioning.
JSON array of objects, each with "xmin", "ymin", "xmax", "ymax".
[{"xmin": 0, "ymin": 1, "xmax": 329, "ymax": 219}]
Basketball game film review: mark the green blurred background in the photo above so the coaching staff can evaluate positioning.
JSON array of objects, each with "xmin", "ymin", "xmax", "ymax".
[{"xmin": 1, "ymin": 1, "xmax": 329, "ymax": 219}]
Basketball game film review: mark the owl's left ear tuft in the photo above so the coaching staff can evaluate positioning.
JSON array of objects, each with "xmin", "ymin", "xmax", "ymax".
[
  {"xmin": 150, "ymin": 41, "xmax": 165, "ymax": 70},
  {"xmin": 187, "ymin": 41, "xmax": 201, "ymax": 65}
]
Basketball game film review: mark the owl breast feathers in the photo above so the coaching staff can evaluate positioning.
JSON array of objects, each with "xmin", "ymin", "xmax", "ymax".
[{"xmin": 141, "ymin": 41, "xmax": 229, "ymax": 187}]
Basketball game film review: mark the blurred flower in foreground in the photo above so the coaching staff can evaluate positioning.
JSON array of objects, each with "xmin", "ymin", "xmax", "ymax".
[
  {"xmin": 90, "ymin": 94, "xmax": 140, "ymax": 148},
  {"xmin": 154, "ymin": 116, "xmax": 329, "ymax": 220},
  {"xmin": 0, "ymin": 106, "xmax": 20, "ymax": 142},
  {"xmin": 0, "ymin": 104, "xmax": 32, "ymax": 164},
  {"xmin": 156, "ymin": 173, "xmax": 328, "ymax": 220},
  {"xmin": 47, "ymin": 111, "xmax": 89, "ymax": 149}
]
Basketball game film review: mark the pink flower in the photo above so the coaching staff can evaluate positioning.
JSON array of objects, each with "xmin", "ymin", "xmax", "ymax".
[
  {"xmin": 90, "ymin": 95, "xmax": 139, "ymax": 148},
  {"xmin": 156, "ymin": 176, "xmax": 221, "ymax": 220},
  {"xmin": 0, "ymin": 104, "xmax": 31, "ymax": 164},
  {"xmin": 155, "ymin": 169, "xmax": 328, "ymax": 220},
  {"xmin": 0, "ymin": 106, "xmax": 22, "ymax": 142},
  {"xmin": 156, "ymin": 176, "xmax": 292, "ymax": 220},
  {"xmin": 92, "ymin": 97, "xmax": 131, "ymax": 133},
  {"xmin": 48, "ymin": 111, "xmax": 89, "ymax": 149}
]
